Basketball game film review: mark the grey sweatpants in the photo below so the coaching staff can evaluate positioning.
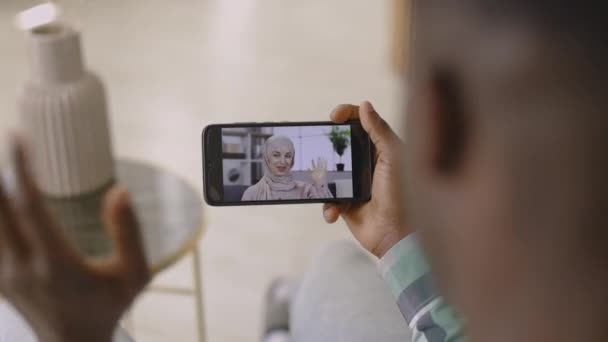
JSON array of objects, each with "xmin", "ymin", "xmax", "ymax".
[
  {"xmin": 290, "ymin": 239, "xmax": 412, "ymax": 342},
  {"xmin": 1, "ymin": 240, "xmax": 410, "ymax": 342}
]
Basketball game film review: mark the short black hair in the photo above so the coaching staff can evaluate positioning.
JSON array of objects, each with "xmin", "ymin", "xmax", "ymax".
[
  {"xmin": 475, "ymin": 2, "xmax": 606, "ymax": 46},
  {"xmin": 417, "ymin": 1, "xmax": 608, "ymax": 62}
]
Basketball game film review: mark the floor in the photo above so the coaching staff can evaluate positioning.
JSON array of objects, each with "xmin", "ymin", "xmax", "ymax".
[{"xmin": 0, "ymin": 1, "xmax": 403, "ymax": 341}]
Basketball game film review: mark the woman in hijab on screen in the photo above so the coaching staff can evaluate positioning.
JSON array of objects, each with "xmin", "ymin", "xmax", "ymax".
[{"xmin": 241, "ymin": 135, "xmax": 334, "ymax": 201}]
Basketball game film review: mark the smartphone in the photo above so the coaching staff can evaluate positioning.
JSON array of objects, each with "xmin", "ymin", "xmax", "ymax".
[{"xmin": 202, "ymin": 121, "xmax": 373, "ymax": 206}]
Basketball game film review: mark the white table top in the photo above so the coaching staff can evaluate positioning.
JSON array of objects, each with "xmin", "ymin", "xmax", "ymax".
[{"xmin": 3, "ymin": 159, "xmax": 205, "ymax": 274}]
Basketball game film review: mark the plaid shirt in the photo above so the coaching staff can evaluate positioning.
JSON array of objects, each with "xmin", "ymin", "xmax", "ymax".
[{"xmin": 379, "ymin": 234, "xmax": 467, "ymax": 342}]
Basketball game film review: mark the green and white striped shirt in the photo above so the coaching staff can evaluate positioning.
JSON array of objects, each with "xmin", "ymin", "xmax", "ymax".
[{"xmin": 379, "ymin": 234, "xmax": 467, "ymax": 342}]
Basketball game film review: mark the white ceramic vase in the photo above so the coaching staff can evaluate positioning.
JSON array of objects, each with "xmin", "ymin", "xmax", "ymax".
[{"xmin": 18, "ymin": 24, "xmax": 115, "ymax": 198}]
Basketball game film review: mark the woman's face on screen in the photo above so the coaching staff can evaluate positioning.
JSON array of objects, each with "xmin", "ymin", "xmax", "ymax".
[{"xmin": 268, "ymin": 146, "xmax": 293, "ymax": 176}]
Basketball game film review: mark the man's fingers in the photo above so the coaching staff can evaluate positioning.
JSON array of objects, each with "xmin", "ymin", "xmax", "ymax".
[
  {"xmin": 13, "ymin": 138, "xmax": 63, "ymax": 249},
  {"xmin": 14, "ymin": 138, "xmax": 40, "ymax": 202},
  {"xmin": 323, "ymin": 203, "xmax": 342, "ymax": 223},
  {"xmin": 323, "ymin": 203, "xmax": 351, "ymax": 223},
  {"xmin": 330, "ymin": 104, "xmax": 359, "ymax": 123},
  {"xmin": 102, "ymin": 187, "xmax": 150, "ymax": 286},
  {"xmin": 0, "ymin": 177, "xmax": 29, "ymax": 258}
]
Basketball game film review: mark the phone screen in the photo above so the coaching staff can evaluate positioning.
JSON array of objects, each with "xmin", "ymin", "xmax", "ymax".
[{"xmin": 203, "ymin": 121, "xmax": 372, "ymax": 206}]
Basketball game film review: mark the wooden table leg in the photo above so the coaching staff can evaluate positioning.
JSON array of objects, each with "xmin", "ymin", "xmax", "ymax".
[
  {"xmin": 137, "ymin": 246, "xmax": 206, "ymax": 341},
  {"xmin": 192, "ymin": 245, "xmax": 206, "ymax": 342}
]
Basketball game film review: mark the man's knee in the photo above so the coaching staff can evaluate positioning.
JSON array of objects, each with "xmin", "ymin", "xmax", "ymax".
[{"xmin": 310, "ymin": 239, "xmax": 374, "ymax": 275}]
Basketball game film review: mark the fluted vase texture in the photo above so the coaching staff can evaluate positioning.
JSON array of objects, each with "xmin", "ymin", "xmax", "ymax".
[{"xmin": 18, "ymin": 24, "xmax": 115, "ymax": 198}]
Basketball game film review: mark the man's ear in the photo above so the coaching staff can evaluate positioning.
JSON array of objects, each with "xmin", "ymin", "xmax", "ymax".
[{"xmin": 429, "ymin": 69, "xmax": 468, "ymax": 175}]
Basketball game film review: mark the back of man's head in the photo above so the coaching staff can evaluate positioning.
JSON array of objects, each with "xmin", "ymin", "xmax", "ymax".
[{"xmin": 404, "ymin": 2, "xmax": 608, "ymax": 341}]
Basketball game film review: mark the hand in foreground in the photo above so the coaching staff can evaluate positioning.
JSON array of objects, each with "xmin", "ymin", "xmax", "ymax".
[
  {"xmin": 323, "ymin": 102, "xmax": 409, "ymax": 258},
  {"xmin": 0, "ymin": 140, "xmax": 150, "ymax": 342},
  {"xmin": 310, "ymin": 157, "xmax": 328, "ymax": 187}
]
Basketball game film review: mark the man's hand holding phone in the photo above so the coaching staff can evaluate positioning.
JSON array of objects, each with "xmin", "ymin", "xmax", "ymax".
[{"xmin": 323, "ymin": 102, "xmax": 411, "ymax": 258}]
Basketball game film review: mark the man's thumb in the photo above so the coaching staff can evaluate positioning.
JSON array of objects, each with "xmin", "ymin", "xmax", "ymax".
[{"xmin": 359, "ymin": 101, "xmax": 399, "ymax": 152}]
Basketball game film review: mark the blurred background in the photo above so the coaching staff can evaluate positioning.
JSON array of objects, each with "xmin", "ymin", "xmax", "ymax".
[{"xmin": 0, "ymin": 0, "xmax": 406, "ymax": 341}]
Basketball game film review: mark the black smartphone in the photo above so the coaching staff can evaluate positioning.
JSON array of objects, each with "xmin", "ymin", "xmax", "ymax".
[{"xmin": 202, "ymin": 121, "xmax": 373, "ymax": 206}]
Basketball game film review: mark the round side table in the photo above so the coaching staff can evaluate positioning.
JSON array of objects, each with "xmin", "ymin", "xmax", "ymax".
[{"xmin": 1, "ymin": 159, "xmax": 206, "ymax": 342}]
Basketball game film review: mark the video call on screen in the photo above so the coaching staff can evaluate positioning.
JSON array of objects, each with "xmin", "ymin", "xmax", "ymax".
[{"xmin": 221, "ymin": 125, "xmax": 354, "ymax": 202}]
